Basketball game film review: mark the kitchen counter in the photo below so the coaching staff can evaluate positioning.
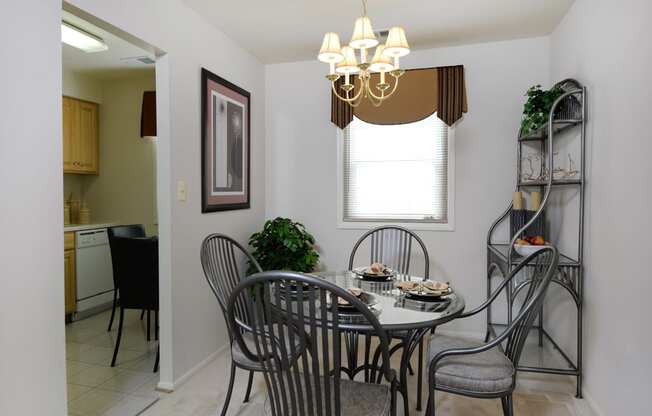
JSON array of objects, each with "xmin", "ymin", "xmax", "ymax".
[{"xmin": 64, "ymin": 222, "xmax": 120, "ymax": 232}]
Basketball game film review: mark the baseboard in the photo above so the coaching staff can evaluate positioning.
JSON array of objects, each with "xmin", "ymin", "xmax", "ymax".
[{"xmin": 156, "ymin": 343, "xmax": 228, "ymax": 393}]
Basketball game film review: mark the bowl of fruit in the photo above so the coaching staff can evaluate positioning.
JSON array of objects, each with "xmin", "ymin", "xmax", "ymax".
[{"xmin": 514, "ymin": 236, "xmax": 551, "ymax": 257}]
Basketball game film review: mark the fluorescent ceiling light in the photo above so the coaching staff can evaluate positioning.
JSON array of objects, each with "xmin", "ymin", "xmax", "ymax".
[{"xmin": 61, "ymin": 21, "xmax": 108, "ymax": 53}]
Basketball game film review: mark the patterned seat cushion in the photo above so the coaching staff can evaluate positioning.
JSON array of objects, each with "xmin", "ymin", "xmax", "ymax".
[
  {"xmin": 231, "ymin": 332, "xmax": 305, "ymax": 370},
  {"xmin": 262, "ymin": 375, "xmax": 391, "ymax": 416},
  {"xmin": 428, "ymin": 334, "xmax": 514, "ymax": 394}
]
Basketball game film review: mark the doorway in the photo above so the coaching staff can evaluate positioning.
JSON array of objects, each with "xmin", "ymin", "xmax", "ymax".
[{"xmin": 60, "ymin": 5, "xmax": 171, "ymax": 415}]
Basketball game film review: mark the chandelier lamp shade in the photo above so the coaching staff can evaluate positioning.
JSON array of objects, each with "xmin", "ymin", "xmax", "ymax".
[{"xmin": 318, "ymin": 0, "xmax": 411, "ymax": 107}]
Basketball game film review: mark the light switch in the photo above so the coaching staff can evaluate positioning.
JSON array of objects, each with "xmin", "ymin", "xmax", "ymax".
[{"xmin": 176, "ymin": 180, "xmax": 187, "ymax": 201}]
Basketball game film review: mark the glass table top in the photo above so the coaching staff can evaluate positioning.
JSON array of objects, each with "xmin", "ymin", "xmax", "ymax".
[{"xmin": 312, "ymin": 271, "xmax": 465, "ymax": 330}]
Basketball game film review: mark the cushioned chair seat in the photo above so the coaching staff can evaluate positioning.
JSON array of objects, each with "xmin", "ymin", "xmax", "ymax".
[
  {"xmin": 428, "ymin": 335, "xmax": 514, "ymax": 395},
  {"xmin": 231, "ymin": 332, "xmax": 304, "ymax": 371},
  {"xmin": 263, "ymin": 375, "xmax": 391, "ymax": 416}
]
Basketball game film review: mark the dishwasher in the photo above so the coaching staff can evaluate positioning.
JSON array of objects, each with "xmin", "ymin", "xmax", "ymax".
[{"xmin": 75, "ymin": 228, "xmax": 114, "ymax": 317}]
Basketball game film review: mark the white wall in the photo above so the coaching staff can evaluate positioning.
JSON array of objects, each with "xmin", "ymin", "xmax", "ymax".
[
  {"xmin": 266, "ymin": 37, "xmax": 550, "ymax": 334},
  {"xmin": 84, "ymin": 73, "xmax": 159, "ymax": 235},
  {"xmin": 66, "ymin": 0, "xmax": 267, "ymax": 387},
  {"xmin": 63, "ymin": 68, "xmax": 103, "ymax": 103},
  {"xmin": 0, "ymin": 0, "xmax": 66, "ymax": 414},
  {"xmin": 550, "ymin": 0, "xmax": 652, "ymax": 414}
]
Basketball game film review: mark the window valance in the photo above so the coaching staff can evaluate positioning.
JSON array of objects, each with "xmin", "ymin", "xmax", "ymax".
[{"xmin": 331, "ymin": 65, "xmax": 467, "ymax": 129}]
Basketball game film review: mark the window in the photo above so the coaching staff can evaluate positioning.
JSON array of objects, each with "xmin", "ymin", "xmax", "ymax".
[{"xmin": 340, "ymin": 113, "xmax": 453, "ymax": 229}]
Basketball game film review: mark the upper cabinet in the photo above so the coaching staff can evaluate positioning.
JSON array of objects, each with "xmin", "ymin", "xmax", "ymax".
[{"xmin": 63, "ymin": 96, "xmax": 99, "ymax": 175}]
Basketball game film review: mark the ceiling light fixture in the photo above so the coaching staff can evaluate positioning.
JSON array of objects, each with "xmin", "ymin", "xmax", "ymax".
[
  {"xmin": 318, "ymin": 0, "xmax": 410, "ymax": 107},
  {"xmin": 61, "ymin": 21, "xmax": 108, "ymax": 53}
]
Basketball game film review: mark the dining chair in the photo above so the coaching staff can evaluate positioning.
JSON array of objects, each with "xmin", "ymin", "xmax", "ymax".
[
  {"xmin": 348, "ymin": 225, "xmax": 430, "ymax": 408},
  {"xmin": 226, "ymin": 270, "xmax": 398, "ymax": 416},
  {"xmin": 426, "ymin": 247, "xmax": 559, "ymax": 416},
  {"xmin": 107, "ymin": 224, "xmax": 146, "ymax": 333},
  {"xmin": 200, "ymin": 234, "xmax": 263, "ymax": 416},
  {"xmin": 109, "ymin": 235, "xmax": 159, "ymax": 372}
]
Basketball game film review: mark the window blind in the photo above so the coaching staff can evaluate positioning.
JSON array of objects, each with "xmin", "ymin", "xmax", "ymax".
[{"xmin": 343, "ymin": 114, "xmax": 449, "ymax": 223}]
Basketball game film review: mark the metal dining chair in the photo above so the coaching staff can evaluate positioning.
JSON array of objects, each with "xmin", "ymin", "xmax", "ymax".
[
  {"xmin": 426, "ymin": 247, "xmax": 559, "ymax": 416},
  {"xmin": 226, "ymin": 270, "xmax": 399, "ymax": 416},
  {"xmin": 348, "ymin": 225, "xmax": 430, "ymax": 409},
  {"xmin": 107, "ymin": 224, "xmax": 146, "ymax": 333},
  {"xmin": 200, "ymin": 234, "xmax": 263, "ymax": 416}
]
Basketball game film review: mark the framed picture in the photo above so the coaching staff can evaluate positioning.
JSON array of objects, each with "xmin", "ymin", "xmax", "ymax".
[{"xmin": 201, "ymin": 68, "xmax": 251, "ymax": 212}]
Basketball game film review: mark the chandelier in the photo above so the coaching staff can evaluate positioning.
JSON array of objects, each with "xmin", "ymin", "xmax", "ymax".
[{"xmin": 318, "ymin": 0, "xmax": 411, "ymax": 107}]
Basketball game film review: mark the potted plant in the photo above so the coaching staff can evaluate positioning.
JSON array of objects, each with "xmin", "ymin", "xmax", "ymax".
[
  {"xmin": 248, "ymin": 217, "xmax": 319, "ymax": 274},
  {"xmin": 520, "ymin": 84, "xmax": 563, "ymax": 136}
]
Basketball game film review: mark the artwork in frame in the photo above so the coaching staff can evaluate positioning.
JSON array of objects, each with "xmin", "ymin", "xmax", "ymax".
[{"xmin": 201, "ymin": 68, "xmax": 251, "ymax": 212}]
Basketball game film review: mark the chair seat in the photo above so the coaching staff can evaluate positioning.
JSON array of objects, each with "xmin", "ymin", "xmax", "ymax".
[
  {"xmin": 231, "ymin": 332, "xmax": 304, "ymax": 371},
  {"xmin": 428, "ymin": 334, "xmax": 515, "ymax": 395},
  {"xmin": 263, "ymin": 375, "xmax": 391, "ymax": 416}
]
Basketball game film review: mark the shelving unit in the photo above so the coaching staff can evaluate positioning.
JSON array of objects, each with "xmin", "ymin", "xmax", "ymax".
[{"xmin": 486, "ymin": 79, "xmax": 586, "ymax": 398}]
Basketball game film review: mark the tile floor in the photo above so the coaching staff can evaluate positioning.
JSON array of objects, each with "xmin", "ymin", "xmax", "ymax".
[
  {"xmin": 66, "ymin": 308, "xmax": 160, "ymax": 416},
  {"xmin": 142, "ymin": 334, "xmax": 597, "ymax": 416}
]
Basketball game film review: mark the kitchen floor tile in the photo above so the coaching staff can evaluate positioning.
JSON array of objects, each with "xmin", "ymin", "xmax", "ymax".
[
  {"xmin": 99, "ymin": 370, "xmax": 156, "ymax": 394},
  {"xmin": 68, "ymin": 388, "xmax": 126, "ymax": 416},
  {"xmin": 101, "ymin": 395, "xmax": 158, "ymax": 416},
  {"xmin": 67, "ymin": 383, "xmax": 93, "ymax": 402},
  {"xmin": 67, "ymin": 364, "xmax": 122, "ymax": 387}
]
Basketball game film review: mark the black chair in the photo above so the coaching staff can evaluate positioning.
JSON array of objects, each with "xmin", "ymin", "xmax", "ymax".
[
  {"xmin": 200, "ymin": 234, "xmax": 263, "ymax": 416},
  {"xmin": 348, "ymin": 226, "xmax": 430, "ymax": 409},
  {"xmin": 426, "ymin": 247, "xmax": 559, "ymax": 416},
  {"xmin": 226, "ymin": 270, "xmax": 398, "ymax": 416},
  {"xmin": 109, "ymin": 235, "xmax": 159, "ymax": 372},
  {"xmin": 107, "ymin": 225, "xmax": 146, "ymax": 332}
]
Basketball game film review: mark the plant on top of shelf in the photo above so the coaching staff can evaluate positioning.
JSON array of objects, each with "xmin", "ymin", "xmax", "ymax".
[
  {"xmin": 248, "ymin": 217, "xmax": 319, "ymax": 274},
  {"xmin": 520, "ymin": 84, "xmax": 563, "ymax": 136}
]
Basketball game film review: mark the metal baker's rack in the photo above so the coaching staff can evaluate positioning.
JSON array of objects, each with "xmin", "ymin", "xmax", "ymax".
[{"xmin": 486, "ymin": 79, "xmax": 586, "ymax": 397}]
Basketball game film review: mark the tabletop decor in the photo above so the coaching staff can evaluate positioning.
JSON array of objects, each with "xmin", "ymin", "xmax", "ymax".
[
  {"xmin": 248, "ymin": 217, "xmax": 319, "ymax": 273},
  {"xmin": 318, "ymin": 0, "xmax": 410, "ymax": 107},
  {"xmin": 201, "ymin": 68, "xmax": 250, "ymax": 212}
]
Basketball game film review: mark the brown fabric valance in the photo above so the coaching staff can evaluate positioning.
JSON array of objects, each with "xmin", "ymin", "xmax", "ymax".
[
  {"xmin": 330, "ymin": 65, "xmax": 467, "ymax": 129},
  {"xmin": 331, "ymin": 77, "xmax": 353, "ymax": 130}
]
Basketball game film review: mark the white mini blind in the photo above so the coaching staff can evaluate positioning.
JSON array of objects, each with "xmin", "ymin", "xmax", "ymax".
[{"xmin": 343, "ymin": 114, "xmax": 449, "ymax": 223}]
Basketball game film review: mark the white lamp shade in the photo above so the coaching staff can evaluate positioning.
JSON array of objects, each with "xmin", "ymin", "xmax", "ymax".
[
  {"xmin": 336, "ymin": 46, "xmax": 360, "ymax": 74},
  {"xmin": 318, "ymin": 32, "xmax": 344, "ymax": 63},
  {"xmin": 383, "ymin": 26, "xmax": 410, "ymax": 57},
  {"xmin": 349, "ymin": 16, "xmax": 378, "ymax": 49},
  {"xmin": 369, "ymin": 45, "xmax": 394, "ymax": 72}
]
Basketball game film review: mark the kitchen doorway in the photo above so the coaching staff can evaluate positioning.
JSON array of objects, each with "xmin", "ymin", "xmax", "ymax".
[{"xmin": 60, "ymin": 5, "xmax": 171, "ymax": 415}]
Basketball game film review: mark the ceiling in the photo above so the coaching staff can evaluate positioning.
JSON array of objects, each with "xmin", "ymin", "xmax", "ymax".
[
  {"xmin": 183, "ymin": 0, "xmax": 573, "ymax": 64},
  {"xmin": 62, "ymin": 10, "xmax": 155, "ymax": 79}
]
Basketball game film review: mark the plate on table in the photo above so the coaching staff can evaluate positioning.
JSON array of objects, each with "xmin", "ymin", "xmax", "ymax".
[
  {"xmin": 353, "ymin": 264, "xmax": 395, "ymax": 281},
  {"xmin": 395, "ymin": 280, "xmax": 452, "ymax": 301},
  {"xmin": 327, "ymin": 288, "xmax": 376, "ymax": 312}
]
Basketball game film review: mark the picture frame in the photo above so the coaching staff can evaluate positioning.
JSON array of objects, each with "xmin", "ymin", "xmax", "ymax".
[{"xmin": 201, "ymin": 68, "xmax": 251, "ymax": 212}]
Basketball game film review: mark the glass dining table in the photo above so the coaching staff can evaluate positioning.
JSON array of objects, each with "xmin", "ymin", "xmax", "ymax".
[{"xmin": 315, "ymin": 270, "xmax": 466, "ymax": 416}]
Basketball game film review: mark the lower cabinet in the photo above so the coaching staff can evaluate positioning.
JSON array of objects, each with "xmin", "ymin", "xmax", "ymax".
[{"xmin": 64, "ymin": 232, "xmax": 76, "ymax": 315}]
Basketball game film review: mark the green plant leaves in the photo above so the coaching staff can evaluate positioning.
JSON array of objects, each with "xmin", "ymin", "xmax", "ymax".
[
  {"xmin": 248, "ymin": 217, "xmax": 320, "ymax": 274},
  {"xmin": 521, "ymin": 85, "xmax": 563, "ymax": 135}
]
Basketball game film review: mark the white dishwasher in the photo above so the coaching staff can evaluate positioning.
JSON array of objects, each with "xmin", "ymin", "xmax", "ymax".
[{"xmin": 76, "ymin": 228, "xmax": 114, "ymax": 316}]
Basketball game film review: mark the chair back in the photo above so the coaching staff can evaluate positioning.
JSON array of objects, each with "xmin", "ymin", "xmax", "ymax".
[
  {"xmin": 200, "ymin": 234, "xmax": 262, "ymax": 336},
  {"xmin": 111, "ymin": 236, "xmax": 158, "ymax": 310},
  {"xmin": 108, "ymin": 225, "xmax": 146, "ymax": 285},
  {"xmin": 503, "ymin": 247, "xmax": 558, "ymax": 366},
  {"xmin": 348, "ymin": 225, "xmax": 430, "ymax": 278},
  {"xmin": 227, "ymin": 271, "xmax": 394, "ymax": 416}
]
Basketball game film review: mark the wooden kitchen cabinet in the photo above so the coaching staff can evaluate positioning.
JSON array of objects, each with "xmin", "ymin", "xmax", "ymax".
[
  {"xmin": 62, "ymin": 96, "xmax": 99, "ymax": 175},
  {"xmin": 64, "ymin": 232, "xmax": 76, "ymax": 315}
]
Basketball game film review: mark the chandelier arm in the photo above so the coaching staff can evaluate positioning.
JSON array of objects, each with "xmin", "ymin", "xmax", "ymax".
[
  {"xmin": 330, "ymin": 75, "xmax": 364, "ymax": 104},
  {"xmin": 366, "ymin": 74, "xmax": 400, "ymax": 101}
]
